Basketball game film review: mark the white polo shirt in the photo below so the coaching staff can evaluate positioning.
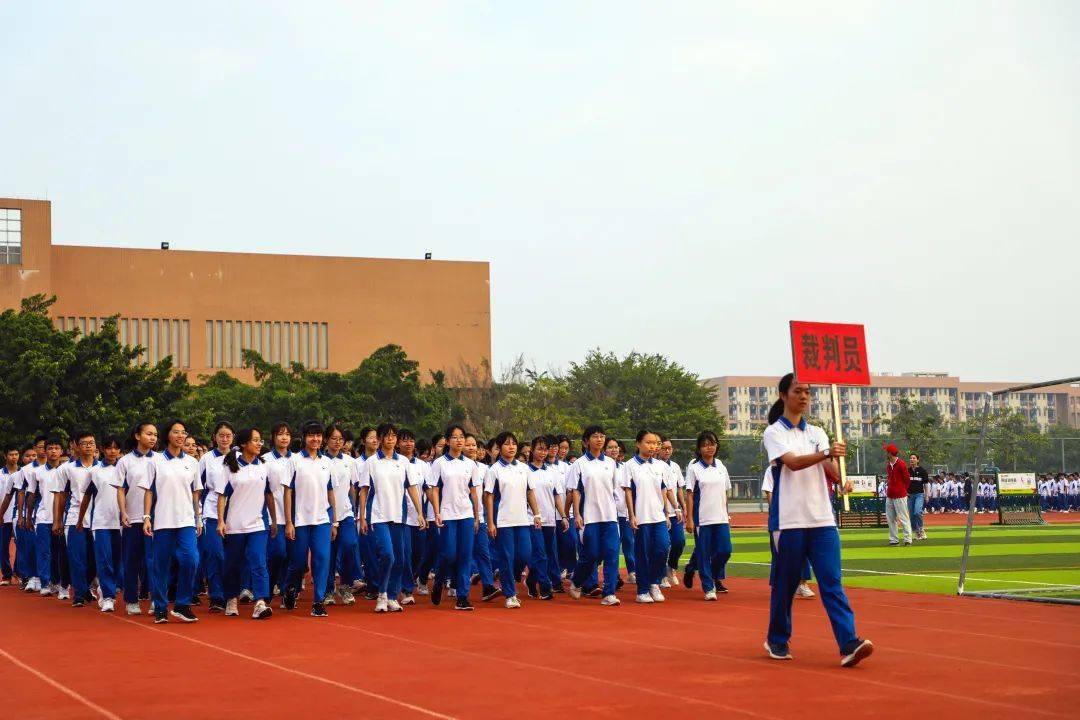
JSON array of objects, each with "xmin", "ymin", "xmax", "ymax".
[
  {"xmin": 55, "ymin": 458, "xmax": 97, "ymax": 528},
  {"xmin": 324, "ymin": 452, "xmax": 355, "ymax": 521},
  {"xmin": 198, "ymin": 449, "xmax": 227, "ymax": 521},
  {"xmin": 222, "ymin": 457, "xmax": 270, "ymax": 534},
  {"xmin": 684, "ymin": 458, "xmax": 732, "ymax": 526},
  {"xmin": 139, "ymin": 450, "xmax": 201, "ymax": 531},
  {"xmin": 613, "ymin": 462, "xmax": 630, "ymax": 518},
  {"xmin": 10, "ymin": 464, "xmax": 33, "ymax": 524},
  {"xmin": 0, "ymin": 467, "xmax": 15, "ymax": 523},
  {"xmin": 265, "ymin": 449, "xmax": 293, "ymax": 525},
  {"xmin": 115, "ymin": 450, "xmax": 154, "ymax": 523},
  {"xmin": 30, "ymin": 463, "xmax": 62, "ymax": 525},
  {"xmin": 427, "ymin": 453, "xmax": 480, "ymax": 522},
  {"xmin": 400, "ymin": 457, "xmax": 428, "ymax": 527},
  {"xmin": 286, "ymin": 450, "xmax": 332, "ymax": 527},
  {"xmin": 550, "ymin": 459, "xmax": 572, "ymax": 518},
  {"xmin": 763, "ymin": 416, "xmax": 834, "ymax": 531},
  {"xmin": 527, "ymin": 462, "xmax": 563, "ymax": 527},
  {"xmin": 483, "ymin": 459, "xmax": 535, "ymax": 528},
  {"xmin": 359, "ymin": 450, "xmax": 419, "ymax": 525},
  {"xmin": 663, "ymin": 459, "xmax": 684, "ymax": 518},
  {"xmin": 620, "ymin": 455, "xmax": 671, "ymax": 525},
  {"xmin": 566, "ymin": 452, "xmax": 619, "ymax": 525},
  {"xmin": 87, "ymin": 461, "xmax": 122, "ymax": 531}
]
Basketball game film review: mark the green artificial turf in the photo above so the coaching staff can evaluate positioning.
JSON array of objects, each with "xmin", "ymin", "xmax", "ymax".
[{"xmin": 674, "ymin": 523, "xmax": 1080, "ymax": 600}]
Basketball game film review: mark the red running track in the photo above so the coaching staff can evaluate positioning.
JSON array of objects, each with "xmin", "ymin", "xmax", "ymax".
[
  {"xmin": 729, "ymin": 511, "xmax": 1080, "ymax": 529},
  {"xmin": 0, "ymin": 575, "xmax": 1075, "ymax": 720}
]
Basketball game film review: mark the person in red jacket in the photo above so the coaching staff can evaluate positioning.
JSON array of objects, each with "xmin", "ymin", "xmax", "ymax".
[{"xmin": 883, "ymin": 444, "xmax": 913, "ymax": 546}]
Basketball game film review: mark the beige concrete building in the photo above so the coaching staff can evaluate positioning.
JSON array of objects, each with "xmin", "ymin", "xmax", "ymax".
[
  {"xmin": 707, "ymin": 372, "xmax": 1080, "ymax": 435},
  {"xmin": 0, "ymin": 198, "xmax": 491, "ymax": 381}
]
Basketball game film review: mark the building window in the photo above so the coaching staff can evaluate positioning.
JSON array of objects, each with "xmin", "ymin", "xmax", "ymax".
[
  {"xmin": 203, "ymin": 320, "xmax": 329, "ymax": 370},
  {"xmin": 0, "ymin": 208, "xmax": 21, "ymax": 265},
  {"xmin": 54, "ymin": 315, "xmax": 190, "ymax": 368}
]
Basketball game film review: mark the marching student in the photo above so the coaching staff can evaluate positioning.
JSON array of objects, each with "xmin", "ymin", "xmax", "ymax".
[
  {"xmin": 659, "ymin": 437, "xmax": 686, "ymax": 588},
  {"xmin": 357, "ymin": 423, "xmax": 426, "ymax": 613},
  {"xmin": 551, "ymin": 435, "xmax": 576, "ymax": 579},
  {"xmin": 323, "ymin": 424, "xmax": 360, "ymax": 606},
  {"xmin": 13, "ymin": 445, "xmax": 39, "ymax": 591},
  {"xmin": 606, "ymin": 438, "xmax": 637, "ymax": 586},
  {"xmin": 524, "ymin": 436, "xmax": 567, "ymax": 599},
  {"xmin": 198, "ymin": 422, "xmax": 233, "ymax": 613},
  {"xmin": 0, "ymin": 445, "xmax": 19, "ymax": 585},
  {"xmin": 114, "ymin": 422, "xmax": 156, "ymax": 614},
  {"xmin": 76, "ymin": 435, "xmax": 124, "ymax": 612},
  {"xmin": 567, "ymin": 425, "xmax": 622, "ymax": 606},
  {"xmin": 217, "ymin": 428, "xmax": 275, "ymax": 620},
  {"xmin": 282, "ymin": 421, "xmax": 338, "ymax": 617},
  {"xmin": 762, "ymin": 374, "xmax": 873, "ymax": 667},
  {"xmin": 683, "ymin": 430, "xmax": 733, "ymax": 600},
  {"xmin": 483, "ymin": 431, "xmax": 542, "ymax": 608},
  {"xmin": 265, "ymin": 422, "xmax": 293, "ymax": 601},
  {"xmin": 354, "ymin": 426, "xmax": 379, "ymax": 598},
  {"xmin": 53, "ymin": 431, "xmax": 98, "ymax": 606},
  {"xmin": 620, "ymin": 430, "xmax": 675, "ymax": 604},
  {"xmin": 426, "ymin": 424, "xmax": 482, "ymax": 611},
  {"xmin": 413, "ymin": 438, "xmax": 440, "ymax": 597},
  {"xmin": 758, "ymin": 462, "xmax": 815, "ymax": 599},
  {"xmin": 141, "ymin": 420, "xmax": 203, "ymax": 624},
  {"xmin": 395, "ymin": 429, "xmax": 428, "ymax": 605},
  {"xmin": 467, "ymin": 433, "xmax": 499, "ymax": 602},
  {"xmin": 28, "ymin": 438, "xmax": 66, "ymax": 598}
]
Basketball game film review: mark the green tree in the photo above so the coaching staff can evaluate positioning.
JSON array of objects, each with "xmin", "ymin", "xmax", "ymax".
[
  {"xmin": 877, "ymin": 398, "xmax": 949, "ymax": 466},
  {"xmin": 0, "ymin": 294, "xmax": 189, "ymax": 445}
]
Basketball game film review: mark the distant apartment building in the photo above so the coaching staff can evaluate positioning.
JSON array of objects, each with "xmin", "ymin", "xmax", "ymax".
[{"xmin": 706, "ymin": 373, "xmax": 1080, "ymax": 436}]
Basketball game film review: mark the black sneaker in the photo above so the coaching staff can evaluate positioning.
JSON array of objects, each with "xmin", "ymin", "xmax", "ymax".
[
  {"xmin": 526, "ymin": 584, "xmax": 538, "ymax": 599},
  {"xmin": 763, "ymin": 641, "xmax": 793, "ymax": 660},
  {"xmin": 363, "ymin": 590, "xmax": 378, "ymax": 601},
  {"xmin": 170, "ymin": 605, "xmax": 198, "ymax": 623},
  {"xmin": 310, "ymin": 602, "xmax": 328, "ymax": 617},
  {"xmin": 716, "ymin": 582, "xmax": 728, "ymax": 594},
  {"xmin": 455, "ymin": 597, "xmax": 474, "ymax": 611},
  {"xmin": 470, "ymin": 573, "xmax": 480, "ymax": 586},
  {"xmin": 539, "ymin": 590, "xmax": 554, "ymax": 601},
  {"xmin": 586, "ymin": 587, "xmax": 602, "ymax": 598},
  {"xmin": 616, "ymin": 578, "xmax": 625, "ymax": 591},
  {"xmin": 431, "ymin": 581, "xmax": 443, "ymax": 606},
  {"xmin": 283, "ymin": 589, "xmax": 297, "ymax": 611},
  {"xmin": 209, "ymin": 601, "xmax": 225, "ymax": 614},
  {"xmin": 482, "ymin": 585, "xmax": 500, "ymax": 602},
  {"xmin": 551, "ymin": 585, "xmax": 565, "ymax": 594},
  {"xmin": 154, "ymin": 610, "xmax": 169, "ymax": 624},
  {"xmin": 683, "ymin": 569, "xmax": 696, "ymax": 589},
  {"xmin": 840, "ymin": 639, "xmax": 874, "ymax": 668},
  {"xmin": 71, "ymin": 599, "xmax": 84, "ymax": 608},
  {"xmin": 190, "ymin": 596, "xmax": 202, "ymax": 606}
]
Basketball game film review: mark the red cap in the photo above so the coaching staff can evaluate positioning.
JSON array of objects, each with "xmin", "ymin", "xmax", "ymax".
[{"xmin": 884, "ymin": 443, "xmax": 899, "ymax": 455}]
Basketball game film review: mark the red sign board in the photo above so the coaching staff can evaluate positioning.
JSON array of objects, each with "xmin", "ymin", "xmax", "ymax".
[{"xmin": 789, "ymin": 321, "xmax": 871, "ymax": 386}]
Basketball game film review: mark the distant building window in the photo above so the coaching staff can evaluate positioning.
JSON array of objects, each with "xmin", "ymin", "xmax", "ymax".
[
  {"xmin": 0, "ymin": 208, "xmax": 22, "ymax": 264},
  {"xmin": 204, "ymin": 320, "xmax": 329, "ymax": 370},
  {"xmin": 54, "ymin": 315, "xmax": 190, "ymax": 368}
]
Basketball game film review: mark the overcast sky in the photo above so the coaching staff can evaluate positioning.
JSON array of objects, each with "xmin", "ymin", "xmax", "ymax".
[{"xmin": 2, "ymin": 2, "xmax": 1077, "ymax": 383}]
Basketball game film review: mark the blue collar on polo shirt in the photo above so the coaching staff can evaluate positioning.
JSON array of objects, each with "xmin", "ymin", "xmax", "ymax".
[
  {"xmin": 132, "ymin": 448, "xmax": 153, "ymax": 458},
  {"xmin": 443, "ymin": 452, "xmax": 464, "ymax": 461},
  {"xmin": 376, "ymin": 449, "xmax": 399, "ymax": 461},
  {"xmin": 211, "ymin": 448, "xmax": 224, "ymax": 457},
  {"xmin": 633, "ymin": 455, "xmax": 653, "ymax": 465},
  {"xmin": 162, "ymin": 449, "xmax": 185, "ymax": 460},
  {"xmin": 299, "ymin": 449, "xmax": 320, "ymax": 460},
  {"xmin": 584, "ymin": 451, "xmax": 604, "ymax": 461},
  {"xmin": 497, "ymin": 457, "xmax": 518, "ymax": 467},
  {"xmin": 698, "ymin": 458, "xmax": 717, "ymax": 468},
  {"xmin": 271, "ymin": 449, "xmax": 292, "ymax": 459},
  {"xmin": 237, "ymin": 456, "xmax": 262, "ymax": 467},
  {"xmin": 777, "ymin": 416, "xmax": 808, "ymax": 431},
  {"xmin": 527, "ymin": 462, "xmax": 546, "ymax": 472}
]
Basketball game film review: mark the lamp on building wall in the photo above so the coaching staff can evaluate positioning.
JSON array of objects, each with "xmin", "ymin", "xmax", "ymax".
[
  {"xmin": 424, "ymin": 252, "xmax": 432, "ymax": 260},
  {"xmin": 161, "ymin": 242, "xmax": 170, "ymax": 250}
]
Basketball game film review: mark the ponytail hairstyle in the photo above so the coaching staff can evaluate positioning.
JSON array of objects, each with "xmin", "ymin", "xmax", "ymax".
[
  {"xmin": 224, "ymin": 428, "xmax": 260, "ymax": 473},
  {"xmin": 694, "ymin": 430, "xmax": 720, "ymax": 462},
  {"xmin": 767, "ymin": 373, "xmax": 796, "ymax": 426},
  {"xmin": 126, "ymin": 420, "xmax": 156, "ymax": 452}
]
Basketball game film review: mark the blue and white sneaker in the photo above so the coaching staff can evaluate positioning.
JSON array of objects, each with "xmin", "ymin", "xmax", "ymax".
[
  {"xmin": 763, "ymin": 641, "xmax": 793, "ymax": 660},
  {"xmin": 840, "ymin": 639, "xmax": 873, "ymax": 667}
]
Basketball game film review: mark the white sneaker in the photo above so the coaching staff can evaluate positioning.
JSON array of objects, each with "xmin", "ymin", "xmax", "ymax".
[
  {"xmin": 57, "ymin": 587, "xmax": 70, "ymax": 601},
  {"xmin": 416, "ymin": 585, "xmax": 430, "ymax": 596},
  {"xmin": 400, "ymin": 595, "xmax": 415, "ymax": 606},
  {"xmin": 324, "ymin": 594, "xmax": 336, "ymax": 605},
  {"xmin": 668, "ymin": 570, "xmax": 680, "ymax": 587},
  {"xmin": 126, "ymin": 602, "xmax": 141, "ymax": 615},
  {"xmin": 339, "ymin": 588, "xmax": 356, "ymax": 605},
  {"xmin": 600, "ymin": 594, "xmax": 621, "ymax": 606},
  {"xmin": 796, "ymin": 583, "xmax": 816, "ymax": 598},
  {"xmin": 25, "ymin": 577, "xmax": 40, "ymax": 592},
  {"xmin": 447, "ymin": 588, "xmax": 457, "ymax": 597},
  {"xmin": 660, "ymin": 578, "xmax": 671, "ymax": 589},
  {"xmin": 568, "ymin": 584, "xmax": 583, "ymax": 599},
  {"xmin": 100, "ymin": 598, "xmax": 115, "ymax": 613},
  {"xmin": 374, "ymin": 593, "xmax": 389, "ymax": 613},
  {"xmin": 253, "ymin": 599, "xmax": 272, "ymax": 619},
  {"xmin": 387, "ymin": 599, "xmax": 403, "ymax": 612},
  {"xmin": 0, "ymin": 579, "xmax": 8, "ymax": 586},
  {"xmin": 704, "ymin": 589, "xmax": 718, "ymax": 601},
  {"xmin": 225, "ymin": 598, "xmax": 239, "ymax": 616},
  {"xmin": 39, "ymin": 586, "xmax": 54, "ymax": 597},
  {"xmin": 505, "ymin": 596, "xmax": 521, "ymax": 609},
  {"xmin": 649, "ymin": 585, "xmax": 666, "ymax": 602},
  {"xmin": 238, "ymin": 589, "xmax": 254, "ymax": 603},
  {"xmin": 635, "ymin": 593, "xmax": 654, "ymax": 604},
  {"xmin": 626, "ymin": 572, "xmax": 637, "ymax": 584}
]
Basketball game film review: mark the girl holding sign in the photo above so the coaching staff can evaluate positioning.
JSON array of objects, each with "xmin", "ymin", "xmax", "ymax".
[{"xmin": 762, "ymin": 373, "xmax": 873, "ymax": 667}]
